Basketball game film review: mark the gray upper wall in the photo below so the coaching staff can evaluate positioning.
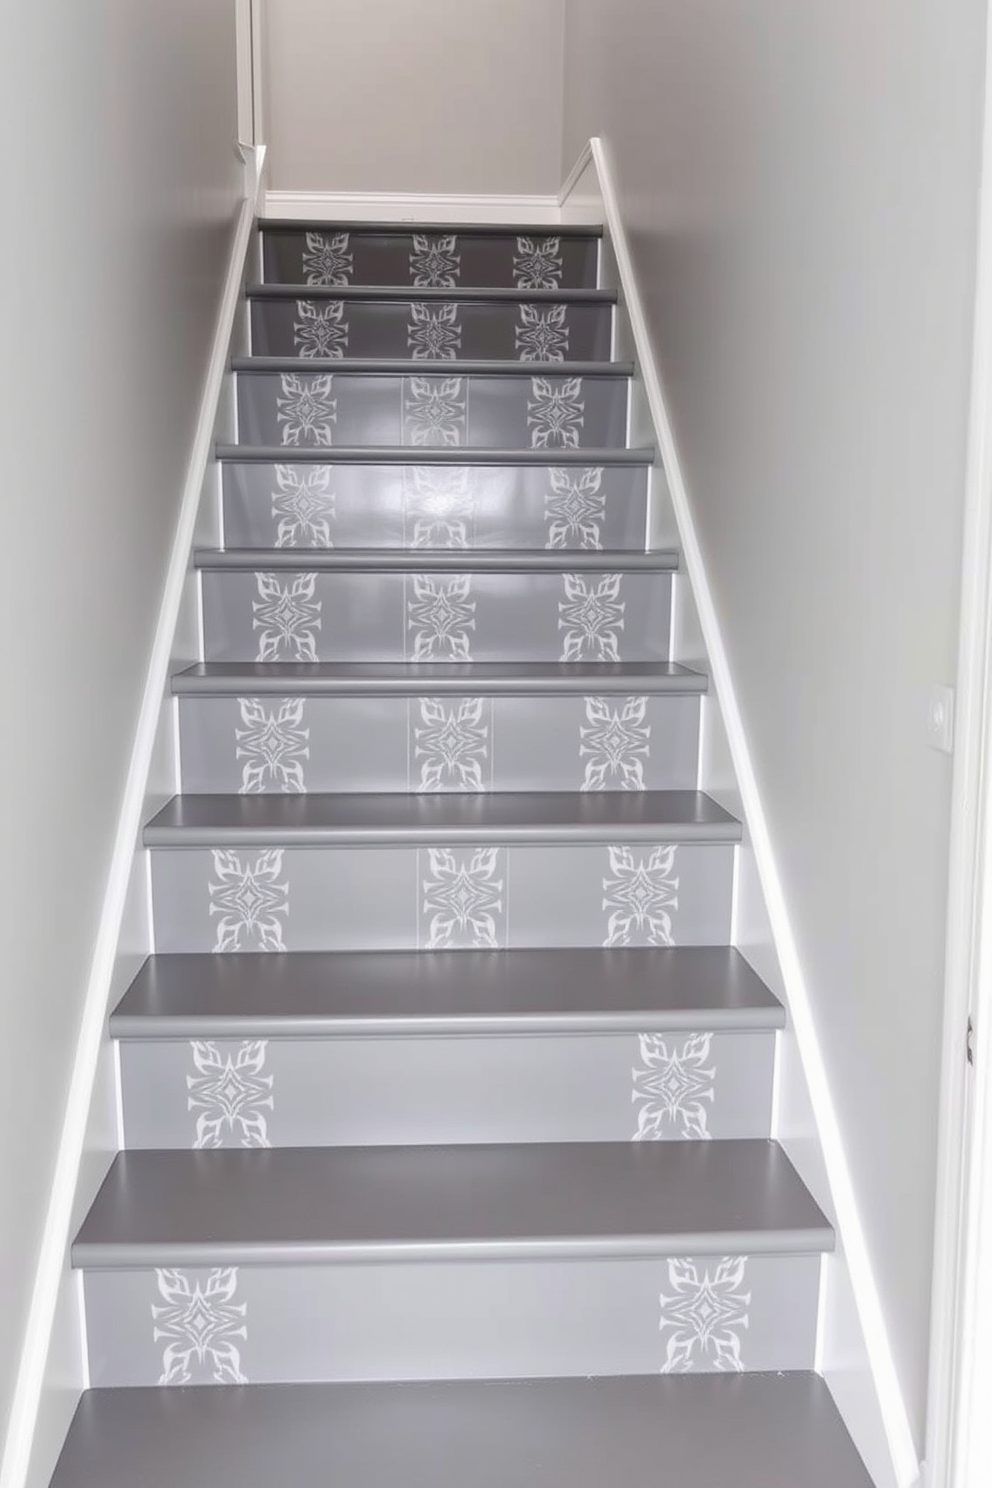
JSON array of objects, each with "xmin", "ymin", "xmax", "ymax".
[
  {"xmin": 562, "ymin": 0, "xmax": 986, "ymax": 1449},
  {"xmin": 0, "ymin": 0, "xmax": 241, "ymax": 1458},
  {"xmin": 262, "ymin": 0, "xmax": 566, "ymax": 196}
]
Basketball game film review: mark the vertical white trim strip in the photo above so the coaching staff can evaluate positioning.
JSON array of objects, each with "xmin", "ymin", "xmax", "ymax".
[
  {"xmin": 74, "ymin": 1274, "xmax": 90, "ymax": 1393},
  {"xmin": 112, "ymin": 1038, "xmax": 125, "ymax": 1153},
  {"xmin": 814, "ymin": 1253, "xmax": 830, "ymax": 1374}
]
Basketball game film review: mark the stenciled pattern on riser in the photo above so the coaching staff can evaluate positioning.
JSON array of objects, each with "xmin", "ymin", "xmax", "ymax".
[
  {"xmin": 82, "ymin": 1251, "xmax": 820, "ymax": 1388},
  {"xmin": 199, "ymin": 570, "xmax": 672, "ymax": 664},
  {"xmin": 261, "ymin": 230, "xmax": 600, "ymax": 291},
  {"xmin": 117, "ymin": 1029, "xmax": 777, "ymax": 1149},
  {"xmin": 235, "ymin": 372, "xmax": 628, "ymax": 450},
  {"xmin": 149, "ymin": 841, "xmax": 734, "ymax": 953},
  {"xmin": 220, "ymin": 462, "xmax": 650, "ymax": 551},
  {"xmin": 249, "ymin": 298, "xmax": 613, "ymax": 363},
  {"xmin": 176, "ymin": 694, "xmax": 701, "ymax": 795}
]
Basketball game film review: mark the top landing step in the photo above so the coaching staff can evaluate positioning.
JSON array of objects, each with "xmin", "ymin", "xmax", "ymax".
[{"xmin": 261, "ymin": 221, "xmax": 604, "ymax": 236}]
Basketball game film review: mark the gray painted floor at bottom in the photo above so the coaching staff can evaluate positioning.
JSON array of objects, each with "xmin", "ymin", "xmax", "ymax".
[{"xmin": 51, "ymin": 1375, "xmax": 874, "ymax": 1488}]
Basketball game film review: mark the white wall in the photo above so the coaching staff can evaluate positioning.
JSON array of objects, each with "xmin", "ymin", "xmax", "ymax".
[
  {"xmin": 0, "ymin": 0, "xmax": 241, "ymax": 1465},
  {"xmin": 262, "ymin": 0, "xmax": 565, "ymax": 196},
  {"xmin": 563, "ymin": 0, "xmax": 986, "ymax": 1449}
]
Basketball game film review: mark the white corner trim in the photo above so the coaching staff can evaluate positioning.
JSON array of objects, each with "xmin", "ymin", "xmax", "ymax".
[
  {"xmin": 0, "ymin": 176, "xmax": 259, "ymax": 1488},
  {"xmin": 580, "ymin": 134, "xmax": 919, "ymax": 1488},
  {"xmin": 558, "ymin": 141, "xmax": 594, "ymax": 208},
  {"xmin": 262, "ymin": 189, "xmax": 562, "ymax": 225}
]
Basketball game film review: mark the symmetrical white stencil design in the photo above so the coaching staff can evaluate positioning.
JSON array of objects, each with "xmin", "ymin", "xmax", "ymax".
[
  {"xmin": 528, "ymin": 377, "xmax": 585, "ymax": 448},
  {"xmin": 208, "ymin": 849, "xmax": 289, "ymax": 953},
  {"xmin": 414, "ymin": 698, "xmax": 490, "ymax": 791},
  {"xmin": 408, "ymin": 303, "xmax": 462, "ymax": 359},
  {"xmin": 253, "ymin": 572, "xmax": 322, "ymax": 662},
  {"xmin": 632, "ymin": 1033, "xmax": 715, "ymax": 1140},
  {"xmin": 271, "ymin": 466, "xmax": 336, "ymax": 547},
  {"xmin": 403, "ymin": 376, "xmax": 466, "ymax": 446},
  {"xmin": 602, "ymin": 845, "xmax": 680, "ymax": 946},
  {"xmin": 516, "ymin": 304, "xmax": 570, "ymax": 362},
  {"xmin": 513, "ymin": 235, "xmax": 564, "ymax": 289},
  {"xmin": 302, "ymin": 230, "xmax": 353, "ymax": 286},
  {"xmin": 658, "ymin": 1257, "xmax": 751, "ymax": 1372},
  {"xmin": 276, "ymin": 373, "xmax": 337, "ymax": 446},
  {"xmin": 581, "ymin": 696, "xmax": 651, "ymax": 790},
  {"xmin": 545, "ymin": 467, "xmax": 605, "ymax": 549},
  {"xmin": 403, "ymin": 467, "xmax": 474, "ymax": 548},
  {"xmin": 410, "ymin": 233, "xmax": 460, "ymax": 287},
  {"xmin": 153, "ymin": 1268, "xmax": 248, "ymax": 1385},
  {"xmin": 236, "ymin": 697, "xmax": 310, "ymax": 793},
  {"xmin": 408, "ymin": 575, "xmax": 476, "ymax": 660},
  {"xmin": 421, "ymin": 847, "xmax": 505, "ymax": 948},
  {"xmin": 293, "ymin": 300, "xmax": 348, "ymax": 359},
  {"xmin": 187, "ymin": 1041, "xmax": 274, "ymax": 1148},
  {"xmin": 558, "ymin": 573, "xmax": 625, "ymax": 661}
]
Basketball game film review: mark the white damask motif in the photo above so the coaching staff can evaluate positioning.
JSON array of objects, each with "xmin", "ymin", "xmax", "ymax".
[
  {"xmin": 658, "ymin": 1257, "xmax": 751, "ymax": 1372},
  {"xmin": 558, "ymin": 573, "xmax": 625, "ymax": 661},
  {"xmin": 276, "ymin": 372, "xmax": 337, "ymax": 446},
  {"xmin": 403, "ymin": 466, "xmax": 474, "ymax": 547},
  {"xmin": 422, "ymin": 847, "xmax": 505, "ymax": 948},
  {"xmin": 528, "ymin": 377, "xmax": 585, "ymax": 448},
  {"xmin": 271, "ymin": 465, "xmax": 336, "ymax": 547},
  {"xmin": 580, "ymin": 696, "xmax": 651, "ymax": 790},
  {"xmin": 602, "ymin": 844, "xmax": 680, "ymax": 946},
  {"xmin": 208, "ymin": 849, "xmax": 290, "ymax": 952},
  {"xmin": 408, "ymin": 303, "xmax": 462, "ymax": 359},
  {"xmin": 403, "ymin": 376, "xmax": 466, "ymax": 447},
  {"xmin": 302, "ymin": 230, "xmax": 353, "ymax": 286},
  {"xmin": 545, "ymin": 467, "xmax": 605, "ymax": 549},
  {"xmin": 516, "ymin": 303, "xmax": 570, "ymax": 362},
  {"xmin": 187, "ymin": 1041, "xmax": 274, "ymax": 1148},
  {"xmin": 153, "ymin": 1268, "xmax": 248, "ymax": 1385},
  {"xmin": 407, "ymin": 575, "xmax": 475, "ymax": 660},
  {"xmin": 410, "ymin": 233, "xmax": 460, "ymax": 287},
  {"xmin": 513, "ymin": 235, "xmax": 564, "ymax": 289},
  {"xmin": 415, "ymin": 698, "xmax": 490, "ymax": 791},
  {"xmin": 252, "ymin": 572, "xmax": 322, "ymax": 662},
  {"xmin": 632, "ymin": 1033, "xmax": 715, "ymax": 1140},
  {"xmin": 293, "ymin": 300, "xmax": 348, "ymax": 359},
  {"xmin": 236, "ymin": 697, "xmax": 310, "ymax": 793}
]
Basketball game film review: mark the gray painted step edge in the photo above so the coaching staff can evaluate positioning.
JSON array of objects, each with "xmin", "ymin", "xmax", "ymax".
[
  {"xmin": 194, "ymin": 548, "xmax": 678, "ymax": 573},
  {"xmin": 215, "ymin": 445, "xmax": 655, "ymax": 465},
  {"xmin": 171, "ymin": 661, "xmax": 708, "ymax": 696},
  {"xmin": 233, "ymin": 357, "xmax": 633, "ymax": 377},
  {"xmin": 142, "ymin": 790, "xmax": 742, "ymax": 848},
  {"xmin": 261, "ymin": 220, "xmax": 605, "ymax": 236},
  {"xmin": 72, "ymin": 1141, "xmax": 833, "ymax": 1268},
  {"xmin": 247, "ymin": 284, "xmax": 616, "ymax": 304},
  {"xmin": 48, "ymin": 1375, "xmax": 874, "ymax": 1488},
  {"xmin": 110, "ymin": 946, "xmax": 784, "ymax": 1040}
]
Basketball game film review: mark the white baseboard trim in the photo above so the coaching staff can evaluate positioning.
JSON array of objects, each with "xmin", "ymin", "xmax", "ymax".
[
  {"xmin": 576, "ymin": 134, "xmax": 919, "ymax": 1488},
  {"xmin": 0, "ymin": 152, "xmax": 262, "ymax": 1488},
  {"xmin": 262, "ymin": 189, "xmax": 562, "ymax": 224}
]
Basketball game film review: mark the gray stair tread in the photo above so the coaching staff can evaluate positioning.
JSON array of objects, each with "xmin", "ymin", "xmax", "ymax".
[
  {"xmin": 50, "ymin": 1374, "xmax": 872, "ymax": 1488},
  {"xmin": 233, "ymin": 357, "xmax": 632, "ymax": 376},
  {"xmin": 143, "ymin": 790, "xmax": 742, "ymax": 847},
  {"xmin": 248, "ymin": 284, "xmax": 616, "ymax": 303},
  {"xmin": 73, "ymin": 1140, "xmax": 831, "ymax": 1266},
  {"xmin": 216, "ymin": 444, "xmax": 654, "ymax": 465},
  {"xmin": 111, "ymin": 947, "xmax": 784, "ymax": 1039},
  {"xmin": 194, "ymin": 547, "xmax": 677, "ymax": 572},
  {"xmin": 172, "ymin": 660, "xmax": 708, "ymax": 696},
  {"xmin": 262, "ymin": 219, "xmax": 604, "ymax": 236}
]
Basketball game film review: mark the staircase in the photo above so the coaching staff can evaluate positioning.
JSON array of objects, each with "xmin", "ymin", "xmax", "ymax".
[{"xmin": 50, "ymin": 223, "xmax": 874, "ymax": 1486}]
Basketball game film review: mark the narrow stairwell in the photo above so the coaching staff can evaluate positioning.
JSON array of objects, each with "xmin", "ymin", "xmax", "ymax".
[{"xmin": 50, "ymin": 224, "xmax": 874, "ymax": 1486}]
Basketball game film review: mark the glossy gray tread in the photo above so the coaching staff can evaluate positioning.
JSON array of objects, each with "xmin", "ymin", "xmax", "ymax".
[
  {"xmin": 50, "ymin": 1374, "xmax": 872, "ymax": 1488},
  {"xmin": 143, "ymin": 790, "xmax": 741, "ymax": 847},
  {"xmin": 261, "ymin": 220, "xmax": 604, "ymax": 236},
  {"xmin": 194, "ymin": 547, "xmax": 677, "ymax": 572},
  {"xmin": 233, "ymin": 357, "xmax": 632, "ymax": 377},
  {"xmin": 111, "ymin": 947, "xmax": 783, "ymax": 1039},
  {"xmin": 172, "ymin": 660, "xmax": 707, "ymax": 696},
  {"xmin": 215, "ymin": 444, "xmax": 654, "ymax": 465},
  {"xmin": 248, "ymin": 284, "xmax": 615, "ymax": 304},
  {"xmin": 72, "ymin": 1140, "xmax": 831, "ymax": 1267}
]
